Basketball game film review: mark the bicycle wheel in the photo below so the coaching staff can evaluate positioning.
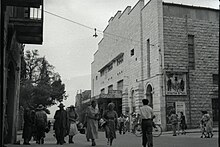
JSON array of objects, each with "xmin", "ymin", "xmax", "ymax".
[
  {"xmin": 134, "ymin": 124, "xmax": 142, "ymax": 137},
  {"xmin": 152, "ymin": 124, "xmax": 162, "ymax": 137}
]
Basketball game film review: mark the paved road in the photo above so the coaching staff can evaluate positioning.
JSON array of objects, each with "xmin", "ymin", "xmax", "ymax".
[{"xmin": 6, "ymin": 130, "xmax": 218, "ymax": 147}]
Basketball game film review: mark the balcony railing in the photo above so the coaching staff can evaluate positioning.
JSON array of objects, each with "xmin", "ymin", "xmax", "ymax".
[{"xmin": 9, "ymin": 2, "xmax": 44, "ymax": 44}]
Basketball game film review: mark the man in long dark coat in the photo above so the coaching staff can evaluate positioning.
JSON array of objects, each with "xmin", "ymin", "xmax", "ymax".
[
  {"xmin": 22, "ymin": 106, "xmax": 34, "ymax": 145},
  {"xmin": 54, "ymin": 103, "xmax": 68, "ymax": 145}
]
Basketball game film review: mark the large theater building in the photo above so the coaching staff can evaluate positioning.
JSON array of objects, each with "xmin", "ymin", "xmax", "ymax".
[{"xmin": 91, "ymin": 0, "xmax": 219, "ymax": 130}]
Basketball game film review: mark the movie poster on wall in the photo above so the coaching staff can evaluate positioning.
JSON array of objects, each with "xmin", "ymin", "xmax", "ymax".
[{"xmin": 165, "ymin": 72, "xmax": 187, "ymax": 95}]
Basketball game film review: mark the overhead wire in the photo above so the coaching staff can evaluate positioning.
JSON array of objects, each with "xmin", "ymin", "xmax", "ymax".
[{"xmin": 42, "ymin": 9, "xmax": 141, "ymax": 45}]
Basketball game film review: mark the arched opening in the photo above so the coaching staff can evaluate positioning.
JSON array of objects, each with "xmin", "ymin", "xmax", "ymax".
[
  {"xmin": 146, "ymin": 85, "xmax": 153, "ymax": 108},
  {"xmin": 5, "ymin": 62, "xmax": 16, "ymax": 143}
]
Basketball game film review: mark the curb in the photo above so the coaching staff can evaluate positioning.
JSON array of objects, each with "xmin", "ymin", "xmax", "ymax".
[{"xmin": 162, "ymin": 129, "xmax": 218, "ymax": 135}]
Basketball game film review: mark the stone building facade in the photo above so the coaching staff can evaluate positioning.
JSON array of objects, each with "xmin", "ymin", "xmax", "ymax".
[
  {"xmin": 1, "ymin": 1, "xmax": 44, "ymax": 145},
  {"xmin": 91, "ymin": 0, "xmax": 219, "ymax": 130}
]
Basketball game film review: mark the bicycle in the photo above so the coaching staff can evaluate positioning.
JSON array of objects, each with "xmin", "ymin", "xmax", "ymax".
[{"xmin": 133, "ymin": 122, "xmax": 162, "ymax": 137}]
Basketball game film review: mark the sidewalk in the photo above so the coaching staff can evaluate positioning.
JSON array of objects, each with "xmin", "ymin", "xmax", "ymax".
[
  {"xmin": 162, "ymin": 127, "xmax": 218, "ymax": 135},
  {"xmin": 16, "ymin": 127, "xmax": 218, "ymax": 136}
]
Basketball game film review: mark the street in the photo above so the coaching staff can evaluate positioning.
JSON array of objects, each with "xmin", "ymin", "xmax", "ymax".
[{"xmin": 7, "ymin": 129, "xmax": 218, "ymax": 147}]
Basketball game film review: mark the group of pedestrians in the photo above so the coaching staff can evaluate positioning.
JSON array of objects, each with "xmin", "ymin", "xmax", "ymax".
[
  {"xmin": 22, "ymin": 104, "xmax": 48, "ymax": 145},
  {"xmin": 22, "ymin": 99, "xmax": 155, "ymax": 147},
  {"xmin": 53, "ymin": 103, "xmax": 79, "ymax": 145},
  {"xmin": 84, "ymin": 100, "xmax": 118, "ymax": 146},
  {"xmin": 169, "ymin": 110, "xmax": 186, "ymax": 136},
  {"xmin": 22, "ymin": 100, "xmax": 214, "ymax": 147}
]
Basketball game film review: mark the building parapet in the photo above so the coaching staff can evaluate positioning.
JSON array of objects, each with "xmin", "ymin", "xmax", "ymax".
[{"xmin": 98, "ymin": 52, "xmax": 124, "ymax": 72}]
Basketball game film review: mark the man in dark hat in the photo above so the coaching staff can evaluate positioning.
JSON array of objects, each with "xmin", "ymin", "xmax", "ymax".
[
  {"xmin": 35, "ymin": 104, "xmax": 47, "ymax": 144},
  {"xmin": 54, "ymin": 103, "xmax": 68, "ymax": 145}
]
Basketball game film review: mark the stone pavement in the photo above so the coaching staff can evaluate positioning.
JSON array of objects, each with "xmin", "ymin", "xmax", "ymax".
[{"xmin": 5, "ymin": 127, "xmax": 218, "ymax": 147}]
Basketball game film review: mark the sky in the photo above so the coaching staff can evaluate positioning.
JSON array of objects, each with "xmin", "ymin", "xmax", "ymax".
[{"xmin": 24, "ymin": 0, "xmax": 219, "ymax": 118}]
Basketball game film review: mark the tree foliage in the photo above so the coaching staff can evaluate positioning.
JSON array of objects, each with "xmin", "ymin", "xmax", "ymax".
[{"xmin": 20, "ymin": 49, "xmax": 67, "ymax": 109}]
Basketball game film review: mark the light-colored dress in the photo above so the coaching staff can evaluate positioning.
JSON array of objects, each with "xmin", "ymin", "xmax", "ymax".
[
  {"xmin": 86, "ymin": 106, "xmax": 99, "ymax": 139},
  {"xmin": 67, "ymin": 109, "xmax": 78, "ymax": 136},
  {"xmin": 202, "ymin": 114, "xmax": 213, "ymax": 133}
]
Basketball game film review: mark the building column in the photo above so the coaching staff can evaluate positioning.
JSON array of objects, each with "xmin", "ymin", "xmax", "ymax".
[
  {"xmin": 135, "ymin": 86, "xmax": 144, "ymax": 113},
  {"xmin": 122, "ymin": 90, "xmax": 129, "ymax": 114}
]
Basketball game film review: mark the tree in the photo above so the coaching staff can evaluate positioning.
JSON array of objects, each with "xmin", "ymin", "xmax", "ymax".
[{"xmin": 20, "ymin": 49, "xmax": 67, "ymax": 109}]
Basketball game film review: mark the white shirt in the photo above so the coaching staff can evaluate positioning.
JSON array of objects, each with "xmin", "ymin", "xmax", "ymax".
[{"xmin": 139, "ymin": 105, "xmax": 154, "ymax": 119}]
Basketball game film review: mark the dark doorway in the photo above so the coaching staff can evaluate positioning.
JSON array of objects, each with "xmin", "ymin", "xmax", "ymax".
[
  {"xmin": 212, "ymin": 98, "xmax": 219, "ymax": 122},
  {"xmin": 5, "ymin": 62, "xmax": 16, "ymax": 143}
]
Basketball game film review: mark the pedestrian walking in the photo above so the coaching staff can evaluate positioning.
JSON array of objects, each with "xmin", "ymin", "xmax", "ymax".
[
  {"xmin": 124, "ymin": 112, "xmax": 130, "ymax": 132},
  {"xmin": 47, "ymin": 120, "xmax": 51, "ymax": 130},
  {"xmin": 103, "ymin": 102, "xmax": 118, "ymax": 146},
  {"xmin": 131, "ymin": 112, "xmax": 137, "ymax": 133},
  {"xmin": 177, "ymin": 113, "xmax": 181, "ymax": 135},
  {"xmin": 118, "ymin": 114, "xmax": 126, "ymax": 134},
  {"xmin": 170, "ymin": 110, "xmax": 178, "ymax": 136},
  {"xmin": 67, "ymin": 105, "xmax": 78, "ymax": 144},
  {"xmin": 22, "ymin": 106, "xmax": 34, "ymax": 145},
  {"xmin": 30, "ymin": 106, "xmax": 37, "ymax": 141},
  {"xmin": 139, "ymin": 99, "xmax": 155, "ymax": 147},
  {"xmin": 83, "ymin": 107, "xmax": 90, "ymax": 142},
  {"xmin": 35, "ymin": 104, "xmax": 47, "ymax": 144},
  {"xmin": 54, "ymin": 103, "xmax": 68, "ymax": 145},
  {"xmin": 86, "ymin": 100, "xmax": 99, "ymax": 146},
  {"xmin": 200, "ymin": 110, "xmax": 213, "ymax": 138},
  {"xmin": 179, "ymin": 112, "xmax": 186, "ymax": 135}
]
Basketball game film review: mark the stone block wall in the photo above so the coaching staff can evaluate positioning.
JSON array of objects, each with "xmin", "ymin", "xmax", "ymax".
[{"xmin": 163, "ymin": 4, "xmax": 219, "ymax": 127}]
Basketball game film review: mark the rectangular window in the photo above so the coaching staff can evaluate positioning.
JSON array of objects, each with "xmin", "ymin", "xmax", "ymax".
[
  {"xmin": 108, "ymin": 85, "xmax": 113, "ymax": 93},
  {"xmin": 108, "ymin": 63, "xmax": 113, "ymax": 71},
  {"xmin": 213, "ymin": 74, "xmax": 219, "ymax": 85},
  {"xmin": 147, "ymin": 39, "xmax": 151, "ymax": 78},
  {"xmin": 117, "ymin": 56, "xmax": 123, "ymax": 65},
  {"xmin": 131, "ymin": 49, "xmax": 134, "ymax": 56},
  {"xmin": 188, "ymin": 35, "xmax": 195, "ymax": 70},
  {"xmin": 101, "ymin": 88, "xmax": 105, "ymax": 94},
  {"xmin": 100, "ymin": 71, "xmax": 104, "ymax": 77},
  {"xmin": 117, "ymin": 80, "xmax": 123, "ymax": 91}
]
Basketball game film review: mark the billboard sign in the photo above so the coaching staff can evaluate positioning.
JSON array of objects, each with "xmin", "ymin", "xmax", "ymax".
[{"xmin": 165, "ymin": 72, "xmax": 187, "ymax": 95}]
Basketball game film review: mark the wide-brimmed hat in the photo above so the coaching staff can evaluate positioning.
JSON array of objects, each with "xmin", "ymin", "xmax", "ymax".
[
  {"xmin": 36, "ymin": 104, "xmax": 44, "ymax": 110},
  {"xmin": 58, "ymin": 103, "xmax": 65, "ymax": 108}
]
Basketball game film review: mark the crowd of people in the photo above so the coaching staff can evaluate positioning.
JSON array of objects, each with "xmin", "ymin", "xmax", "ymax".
[{"xmin": 22, "ymin": 100, "xmax": 214, "ymax": 147}]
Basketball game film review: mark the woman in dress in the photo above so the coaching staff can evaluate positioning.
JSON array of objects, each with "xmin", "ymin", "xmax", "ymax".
[
  {"xmin": 170, "ymin": 110, "xmax": 178, "ymax": 136},
  {"xmin": 86, "ymin": 100, "xmax": 99, "ymax": 146},
  {"xmin": 200, "ymin": 111, "xmax": 213, "ymax": 138},
  {"xmin": 180, "ymin": 112, "xmax": 186, "ymax": 135},
  {"xmin": 103, "ymin": 102, "xmax": 118, "ymax": 146},
  {"xmin": 67, "ymin": 105, "xmax": 78, "ymax": 144}
]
